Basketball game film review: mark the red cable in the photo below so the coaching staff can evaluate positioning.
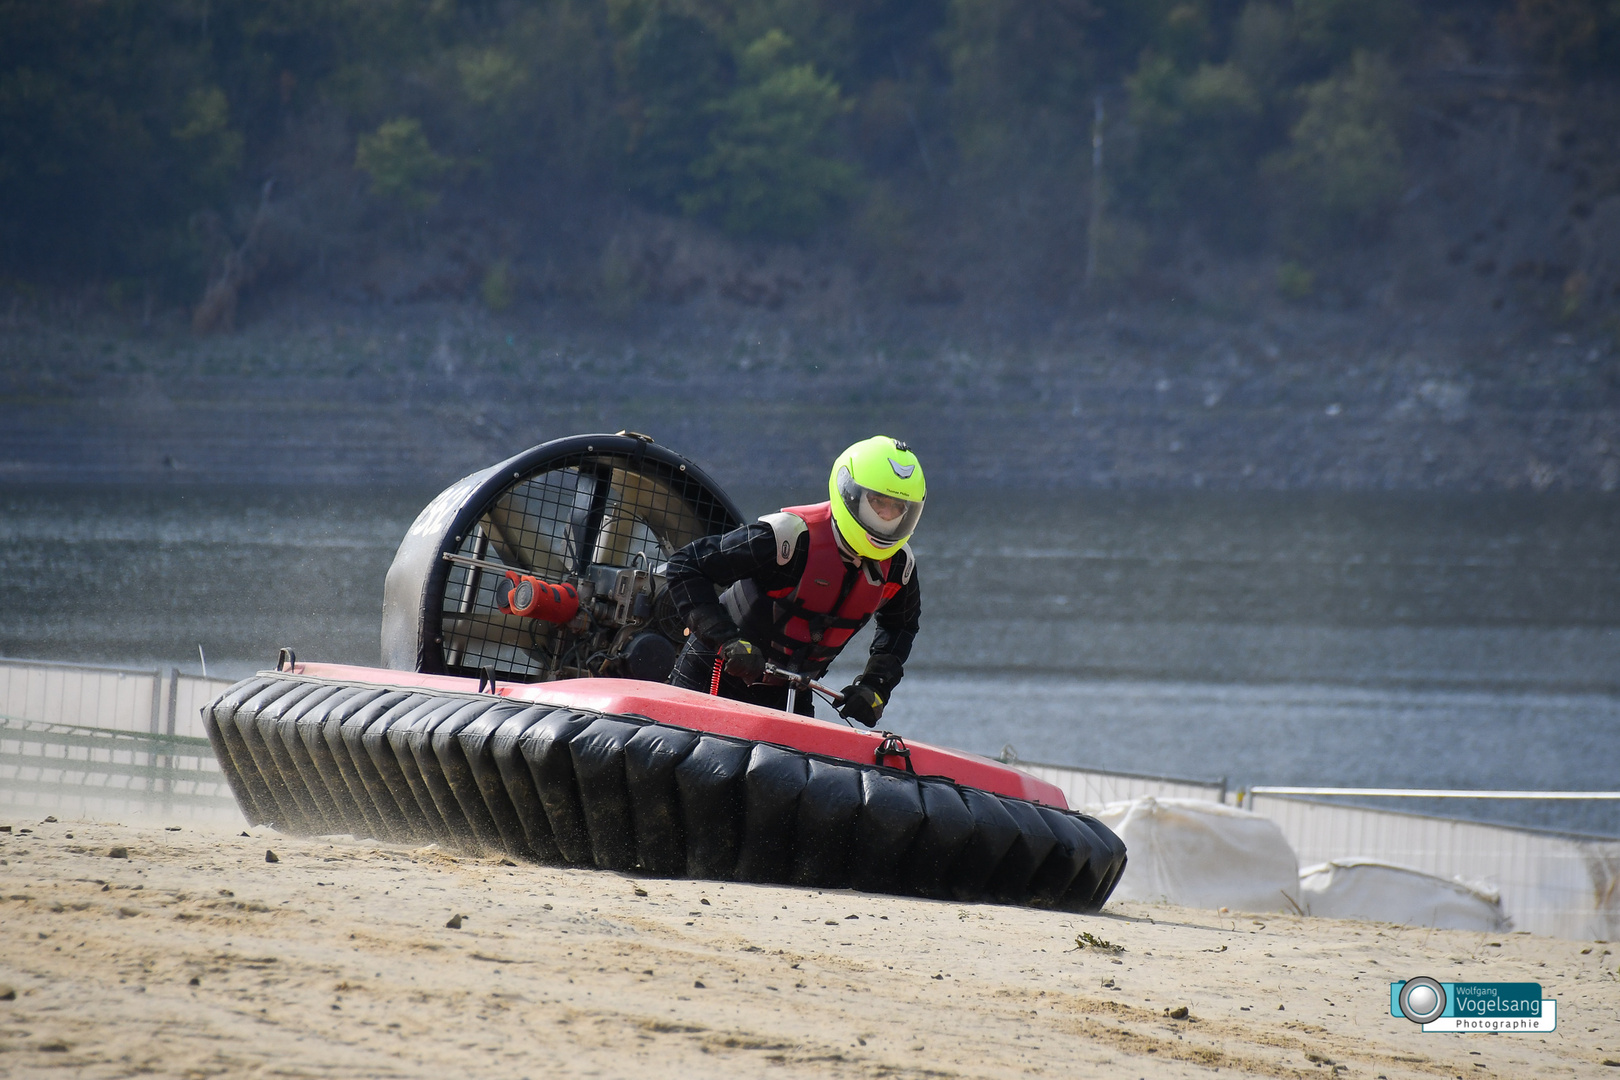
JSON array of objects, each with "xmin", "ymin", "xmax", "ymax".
[{"xmin": 710, "ymin": 649, "xmax": 723, "ymax": 695}]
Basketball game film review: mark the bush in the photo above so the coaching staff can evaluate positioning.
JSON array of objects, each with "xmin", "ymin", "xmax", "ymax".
[
  {"xmin": 481, "ymin": 260, "xmax": 513, "ymax": 311},
  {"xmin": 1230, "ymin": 2, "xmax": 1292, "ymax": 89},
  {"xmin": 943, "ymin": 0, "xmax": 1113, "ymax": 161},
  {"xmin": 354, "ymin": 117, "xmax": 451, "ymax": 213},
  {"xmin": 1277, "ymin": 259, "xmax": 1314, "ymax": 299},
  {"xmin": 457, "ymin": 48, "xmax": 527, "ymax": 108},
  {"xmin": 0, "ymin": 1, "xmax": 247, "ymax": 287},
  {"xmin": 170, "ymin": 87, "xmax": 244, "ymax": 193}
]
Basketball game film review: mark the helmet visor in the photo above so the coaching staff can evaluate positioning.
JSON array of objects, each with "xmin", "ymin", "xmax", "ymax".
[{"xmin": 836, "ymin": 467, "xmax": 924, "ymax": 547}]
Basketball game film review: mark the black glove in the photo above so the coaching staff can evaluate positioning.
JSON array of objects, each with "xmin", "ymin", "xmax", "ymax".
[
  {"xmin": 719, "ymin": 638, "xmax": 767, "ymax": 685},
  {"xmin": 837, "ymin": 683, "xmax": 885, "ymax": 727}
]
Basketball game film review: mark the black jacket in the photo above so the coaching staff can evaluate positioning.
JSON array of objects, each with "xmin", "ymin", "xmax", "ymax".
[{"xmin": 663, "ymin": 519, "xmax": 920, "ymax": 705}]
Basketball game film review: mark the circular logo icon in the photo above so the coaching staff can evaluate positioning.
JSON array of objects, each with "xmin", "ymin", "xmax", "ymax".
[{"xmin": 1398, "ymin": 977, "xmax": 1447, "ymax": 1025}]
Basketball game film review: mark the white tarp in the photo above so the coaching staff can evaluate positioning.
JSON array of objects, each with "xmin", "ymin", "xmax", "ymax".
[
  {"xmin": 1299, "ymin": 859, "xmax": 1511, "ymax": 931},
  {"xmin": 1093, "ymin": 796, "xmax": 1301, "ymax": 913}
]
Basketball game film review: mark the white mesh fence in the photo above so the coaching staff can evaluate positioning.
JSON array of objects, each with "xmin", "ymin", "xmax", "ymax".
[
  {"xmin": 1009, "ymin": 758, "xmax": 1227, "ymax": 810},
  {"xmin": 1248, "ymin": 793, "xmax": 1620, "ymax": 940},
  {"xmin": 0, "ymin": 657, "xmax": 242, "ymax": 823}
]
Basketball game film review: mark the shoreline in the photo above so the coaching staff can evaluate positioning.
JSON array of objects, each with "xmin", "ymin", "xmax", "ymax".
[
  {"xmin": 2, "ymin": 819, "xmax": 1614, "ymax": 1078},
  {"xmin": 3, "ymin": 301, "xmax": 1616, "ymax": 492}
]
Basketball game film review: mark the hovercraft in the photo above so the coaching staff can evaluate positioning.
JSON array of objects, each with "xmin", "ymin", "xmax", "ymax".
[{"xmin": 203, "ymin": 433, "xmax": 1126, "ymax": 911}]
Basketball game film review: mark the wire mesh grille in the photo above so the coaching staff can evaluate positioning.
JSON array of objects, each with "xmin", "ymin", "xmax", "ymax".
[{"xmin": 438, "ymin": 450, "xmax": 737, "ymax": 681}]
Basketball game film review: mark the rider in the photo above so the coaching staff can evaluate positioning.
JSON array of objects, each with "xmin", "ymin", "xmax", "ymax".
[{"xmin": 664, "ymin": 436, "xmax": 924, "ymax": 727}]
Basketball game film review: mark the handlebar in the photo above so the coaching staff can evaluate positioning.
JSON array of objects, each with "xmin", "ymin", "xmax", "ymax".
[{"xmin": 763, "ymin": 663, "xmax": 844, "ymax": 708}]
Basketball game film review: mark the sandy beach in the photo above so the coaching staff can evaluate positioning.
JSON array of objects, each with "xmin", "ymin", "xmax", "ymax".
[{"xmin": 1, "ymin": 818, "xmax": 1614, "ymax": 1079}]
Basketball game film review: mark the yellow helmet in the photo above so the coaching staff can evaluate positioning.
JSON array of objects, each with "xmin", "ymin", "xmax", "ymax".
[{"xmin": 827, "ymin": 436, "xmax": 926, "ymax": 560}]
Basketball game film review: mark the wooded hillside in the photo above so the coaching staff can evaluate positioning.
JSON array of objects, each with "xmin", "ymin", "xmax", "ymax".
[{"xmin": 2, "ymin": 0, "xmax": 1617, "ymax": 333}]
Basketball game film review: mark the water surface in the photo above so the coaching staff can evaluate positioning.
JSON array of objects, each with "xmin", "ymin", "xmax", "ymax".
[{"xmin": 3, "ymin": 484, "xmax": 1616, "ymax": 834}]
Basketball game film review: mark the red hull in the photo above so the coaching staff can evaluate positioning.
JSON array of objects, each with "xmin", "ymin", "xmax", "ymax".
[{"xmin": 298, "ymin": 662, "xmax": 1066, "ymax": 808}]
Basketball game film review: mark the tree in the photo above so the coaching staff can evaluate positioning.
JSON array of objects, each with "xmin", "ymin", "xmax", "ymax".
[
  {"xmin": 617, "ymin": 5, "xmax": 734, "ymax": 209},
  {"xmin": 1125, "ymin": 55, "xmax": 1267, "ymax": 244},
  {"xmin": 1266, "ymin": 50, "xmax": 1404, "ymax": 253},
  {"xmin": 682, "ymin": 31, "xmax": 856, "ymax": 239}
]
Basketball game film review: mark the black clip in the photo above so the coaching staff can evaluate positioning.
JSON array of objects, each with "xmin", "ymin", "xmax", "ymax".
[
  {"xmin": 276, "ymin": 647, "xmax": 296, "ymax": 672},
  {"xmin": 478, "ymin": 666, "xmax": 498, "ymax": 695},
  {"xmin": 873, "ymin": 732, "xmax": 915, "ymax": 774}
]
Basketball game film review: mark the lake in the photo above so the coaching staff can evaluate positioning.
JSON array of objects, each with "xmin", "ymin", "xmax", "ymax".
[{"xmin": 3, "ymin": 483, "xmax": 1616, "ymax": 835}]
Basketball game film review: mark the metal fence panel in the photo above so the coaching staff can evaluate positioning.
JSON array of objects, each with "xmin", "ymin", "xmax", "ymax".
[
  {"xmin": 1011, "ymin": 759, "xmax": 1228, "ymax": 810},
  {"xmin": 0, "ymin": 658, "xmax": 243, "ymax": 824},
  {"xmin": 0, "ymin": 658, "xmax": 160, "ymax": 734},
  {"xmin": 1249, "ymin": 794, "xmax": 1620, "ymax": 941},
  {"xmin": 0, "ymin": 715, "xmax": 244, "ymax": 824},
  {"xmin": 169, "ymin": 673, "xmax": 240, "ymax": 739},
  {"xmin": 0, "ymin": 657, "xmax": 236, "ymax": 739}
]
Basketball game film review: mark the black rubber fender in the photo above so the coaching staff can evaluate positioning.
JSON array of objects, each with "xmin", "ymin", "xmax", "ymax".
[
  {"xmin": 300, "ymin": 687, "xmax": 393, "ymax": 838},
  {"xmin": 1076, "ymin": 812, "xmax": 1130, "ymax": 907},
  {"xmin": 517, "ymin": 709, "xmax": 599, "ymax": 865},
  {"xmin": 427, "ymin": 699, "xmax": 514, "ymax": 854},
  {"xmin": 271, "ymin": 682, "xmax": 352, "ymax": 832},
  {"xmin": 202, "ymin": 676, "xmax": 282, "ymax": 826},
  {"xmin": 988, "ymin": 798, "xmax": 1057, "ymax": 903},
  {"xmin": 384, "ymin": 698, "xmax": 467, "ymax": 846},
  {"xmin": 790, "ymin": 758, "xmax": 862, "ymax": 889},
  {"xmin": 949, "ymin": 787, "xmax": 1022, "ymax": 901},
  {"xmin": 455, "ymin": 702, "xmax": 541, "ymax": 861},
  {"xmin": 902, "ymin": 779, "xmax": 977, "ymax": 900},
  {"xmin": 850, "ymin": 770, "xmax": 926, "ymax": 895},
  {"xmin": 323, "ymin": 690, "xmax": 412, "ymax": 842},
  {"xmin": 256, "ymin": 680, "xmax": 344, "ymax": 833},
  {"xmin": 206, "ymin": 673, "xmax": 1127, "ymax": 913},
  {"xmin": 623, "ymin": 723, "xmax": 701, "ymax": 877},
  {"xmin": 341, "ymin": 693, "xmax": 428, "ymax": 842},
  {"xmin": 488, "ymin": 707, "xmax": 563, "ymax": 863},
  {"xmin": 233, "ymin": 680, "xmax": 320, "ymax": 835},
  {"xmin": 1030, "ymin": 806, "xmax": 1093, "ymax": 908},
  {"xmin": 1043, "ymin": 806, "xmax": 1108, "ymax": 906},
  {"xmin": 674, "ymin": 734, "xmax": 751, "ymax": 880},
  {"xmin": 364, "ymin": 696, "xmax": 455, "ymax": 846},
  {"xmin": 569, "ymin": 716, "xmax": 651, "ymax": 871},
  {"xmin": 737, "ymin": 743, "xmax": 810, "ymax": 884}
]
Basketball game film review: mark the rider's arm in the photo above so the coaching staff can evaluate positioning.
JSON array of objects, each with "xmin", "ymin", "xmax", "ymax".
[
  {"xmin": 862, "ymin": 558, "xmax": 919, "ymax": 696},
  {"xmin": 665, "ymin": 523, "xmax": 805, "ymax": 645},
  {"xmin": 871, "ymin": 553, "xmax": 919, "ymax": 661}
]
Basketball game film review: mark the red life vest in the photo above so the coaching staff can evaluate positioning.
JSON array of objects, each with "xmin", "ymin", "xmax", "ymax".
[{"xmin": 722, "ymin": 502, "xmax": 904, "ymax": 677}]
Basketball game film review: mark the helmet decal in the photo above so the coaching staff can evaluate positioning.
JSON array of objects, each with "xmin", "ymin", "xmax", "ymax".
[{"xmin": 887, "ymin": 458, "xmax": 915, "ymax": 479}]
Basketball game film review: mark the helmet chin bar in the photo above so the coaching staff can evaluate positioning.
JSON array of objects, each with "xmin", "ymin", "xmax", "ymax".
[{"xmin": 828, "ymin": 524, "xmax": 893, "ymax": 564}]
